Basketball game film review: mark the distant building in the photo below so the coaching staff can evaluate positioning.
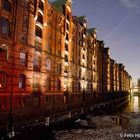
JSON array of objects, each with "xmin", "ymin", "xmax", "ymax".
[{"xmin": 137, "ymin": 79, "xmax": 140, "ymax": 92}]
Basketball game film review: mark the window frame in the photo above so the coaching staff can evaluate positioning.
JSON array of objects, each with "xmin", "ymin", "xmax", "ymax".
[
  {"xmin": 37, "ymin": 12, "xmax": 43, "ymax": 24},
  {"xmin": 33, "ymin": 52, "xmax": 41, "ymax": 71},
  {"xmin": 0, "ymin": 71, "xmax": 7, "ymax": 89},
  {"xmin": 0, "ymin": 48, "xmax": 7, "ymax": 61},
  {"xmin": 19, "ymin": 51, "xmax": 27, "ymax": 66},
  {"xmin": 0, "ymin": 17, "xmax": 10, "ymax": 36},
  {"xmin": 19, "ymin": 74, "xmax": 26, "ymax": 89},
  {"xmin": 3, "ymin": 0, "xmax": 11, "ymax": 12},
  {"xmin": 35, "ymin": 25, "xmax": 42, "ymax": 38}
]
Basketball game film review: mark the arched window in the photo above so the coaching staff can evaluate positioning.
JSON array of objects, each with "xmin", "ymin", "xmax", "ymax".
[
  {"xmin": 46, "ymin": 78, "xmax": 51, "ymax": 90},
  {"xmin": 35, "ymin": 25, "xmax": 42, "ymax": 38},
  {"xmin": 0, "ymin": 48, "xmax": 7, "ymax": 61},
  {"xmin": 57, "ymin": 79, "xmax": 61, "ymax": 91},
  {"xmin": 64, "ymin": 54, "xmax": 68, "ymax": 62},
  {"xmin": 37, "ymin": 12, "xmax": 43, "ymax": 24},
  {"xmin": 19, "ymin": 74, "xmax": 26, "ymax": 89},
  {"xmin": 38, "ymin": 0, "xmax": 44, "ymax": 11},
  {"xmin": 0, "ymin": 71, "xmax": 7, "ymax": 89},
  {"xmin": 0, "ymin": 17, "xmax": 10, "ymax": 36},
  {"xmin": 3, "ymin": 0, "xmax": 11, "ymax": 12}
]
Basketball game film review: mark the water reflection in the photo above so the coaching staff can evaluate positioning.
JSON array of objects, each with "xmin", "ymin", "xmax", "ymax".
[
  {"xmin": 133, "ymin": 96, "xmax": 139, "ymax": 112},
  {"xmin": 122, "ymin": 95, "xmax": 140, "ymax": 132},
  {"xmin": 124, "ymin": 95, "xmax": 140, "ymax": 113},
  {"xmin": 112, "ymin": 116, "xmax": 129, "ymax": 125}
]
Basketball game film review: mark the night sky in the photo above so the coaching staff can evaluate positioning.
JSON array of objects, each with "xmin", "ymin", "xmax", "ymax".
[{"xmin": 50, "ymin": 0, "xmax": 140, "ymax": 84}]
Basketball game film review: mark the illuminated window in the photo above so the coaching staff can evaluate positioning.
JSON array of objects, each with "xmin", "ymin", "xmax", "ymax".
[
  {"xmin": 65, "ymin": 43, "xmax": 68, "ymax": 51},
  {"xmin": 19, "ymin": 51, "xmax": 27, "ymax": 66},
  {"xmin": 33, "ymin": 75, "xmax": 41, "ymax": 93},
  {"xmin": 0, "ymin": 71, "xmax": 7, "ymax": 89},
  {"xmin": 83, "ymin": 54, "xmax": 85, "ymax": 59},
  {"xmin": 35, "ymin": 26, "xmax": 42, "ymax": 38},
  {"xmin": 66, "ymin": 33, "xmax": 69, "ymax": 40},
  {"xmin": 46, "ymin": 58, "xmax": 51, "ymax": 70},
  {"xmin": 64, "ymin": 54, "xmax": 68, "ymax": 62},
  {"xmin": 37, "ymin": 12, "xmax": 43, "ymax": 24},
  {"xmin": 19, "ymin": 74, "xmax": 26, "ymax": 89},
  {"xmin": 57, "ymin": 79, "xmax": 61, "ymax": 90},
  {"xmin": 33, "ymin": 52, "xmax": 41, "ymax": 71},
  {"xmin": 66, "ymin": 23, "xmax": 69, "ymax": 30},
  {"xmin": 64, "ymin": 66, "xmax": 68, "ymax": 73},
  {"xmin": 3, "ymin": 0, "xmax": 11, "ymax": 12},
  {"xmin": 38, "ymin": 0, "xmax": 44, "ymax": 11},
  {"xmin": 67, "ymin": 14, "xmax": 70, "ymax": 21},
  {"xmin": 46, "ymin": 78, "xmax": 51, "ymax": 90},
  {"xmin": 0, "ymin": 17, "xmax": 10, "ymax": 36},
  {"xmin": 0, "ymin": 48, "xmax": 7, "ymax": 61}
]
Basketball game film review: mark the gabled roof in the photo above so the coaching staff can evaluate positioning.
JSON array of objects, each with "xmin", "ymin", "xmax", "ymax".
[
  {"xmin": 77, "ymin": 16, "xmax": 87, "ymax": 24},
  {"xmin": 87, "ymin": 28, "xmax": 96, "ymax": 35},
  {"xmin": 52, "ymin": 0, "xmax": 67, "ymax": 6},
  {"xmin": 51, "ymin": 0, "xmax": 67, "ymax": 13}
]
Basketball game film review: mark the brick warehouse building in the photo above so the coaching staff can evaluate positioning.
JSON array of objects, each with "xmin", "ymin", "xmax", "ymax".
[{"xmin": 0, "ymin": 0, "xmax": 132, "ymax": 129}]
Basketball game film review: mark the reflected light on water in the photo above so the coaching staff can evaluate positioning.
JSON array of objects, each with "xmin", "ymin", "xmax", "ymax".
[{"xmin": 133, "ymin": 96, "xmax": 139, "ymax": 112}]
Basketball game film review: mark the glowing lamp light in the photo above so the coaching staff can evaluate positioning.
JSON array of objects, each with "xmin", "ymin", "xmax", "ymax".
[{"xmin": 0, "ymin": 83, "xmax": 2, "ymax": 88}]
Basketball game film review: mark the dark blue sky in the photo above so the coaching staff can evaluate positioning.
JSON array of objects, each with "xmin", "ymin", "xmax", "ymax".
[{"xmin": 50, "ymin": 0, "xmax": 140, "ymax": 83}]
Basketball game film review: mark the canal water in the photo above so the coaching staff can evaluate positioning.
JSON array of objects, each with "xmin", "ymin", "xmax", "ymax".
[
  {"xmin": 121, "ymin": 95, "xmax": 140, "ymax": 138},
  {"xmin": 1, "ymin": 95, "xmax": 140, "ymax": 140},
  {"xmin": 54, "ymin": 95, "xmax": 140, "ymax": 140}
]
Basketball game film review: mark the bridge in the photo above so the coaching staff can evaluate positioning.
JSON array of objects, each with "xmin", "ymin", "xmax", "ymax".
[{"xmin": 130, "ymin": 85, "xmax": 140, "ymax": 96}]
